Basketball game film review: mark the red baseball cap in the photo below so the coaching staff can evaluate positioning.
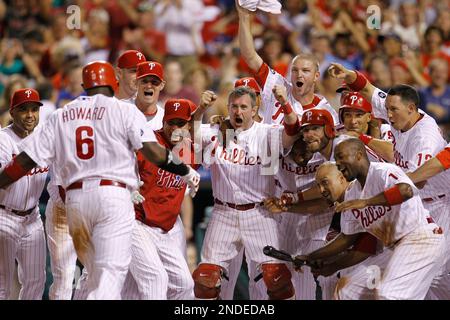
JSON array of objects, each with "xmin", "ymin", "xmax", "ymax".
[
  {"xmin": 10, "ymin": 88, "xmax": 43, "ymax": 111},
  {"xmin": 339, "ymin": 92, "xmax": 372, "ymax": 122},
  {"xmin": 234, "ymin": 77, "xmax": 261, "ymax": 94},
  {"xmin": 117, "ymin": 50, "xmax": 146, "ymax": 69},
  {"xmin": 163, "ymin": 99, "xmax": 196, "ymax": 122},
  {"xmin": 136, "ymin": 61, "xmax": 164, "ymax": 81}
]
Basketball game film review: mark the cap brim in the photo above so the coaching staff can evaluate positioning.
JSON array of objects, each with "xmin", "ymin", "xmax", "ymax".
[
  {"xmin": 11, "ymin": 100, "xmax": 43, "ymax": 110},
  {"xmin": 163, "ymin": 114, "xmax": 191, "ymax": 122},
  {"xmin": 136, "ymin": 73, "xmax": 163, "ymax": 81}
]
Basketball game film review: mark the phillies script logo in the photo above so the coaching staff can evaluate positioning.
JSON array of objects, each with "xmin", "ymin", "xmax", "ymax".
[
  {"xmin": 148, "ymin": 62, "xmax": 156, "ymax": 70},
  {"xmin": 11, "ymin": 154, "xmax": 48, "ymax": 176},
  {"xmin": 156, "ymin": 168, "xmax": 184, "ymax": 190},
  {"xmin": 136, "ymin": 52, "xmax": 144, "ymax": 61},
  {"xmin": 394, "ymin": 149, "xmax": 409, "ymax": 169},
  {"xmin": 352, "ymin": 205, "xmax": 391, "ymax": 228},
  {"xmin": 173, "ymin": 102, "xmax": 181, "ymax": 111},
  {"xmin": 25, "ymin": 89, "xmax": 33, "ymax": 98},
  {"xmin": 243, "ymin": 78, "xmax": 250, "ymax": 86}
]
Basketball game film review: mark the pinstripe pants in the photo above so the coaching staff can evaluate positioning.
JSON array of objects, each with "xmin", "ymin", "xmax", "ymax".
[
  {"xmin": 200, "ymin": 204, "xmax": 285, "ymax": 297},
  {"xmin": 65, "ymin": 184, "xmax": 134, "ymax": 300},
  {"xmin": 0, "ymin": 207, "xmax": 46, "ymax": 300}
]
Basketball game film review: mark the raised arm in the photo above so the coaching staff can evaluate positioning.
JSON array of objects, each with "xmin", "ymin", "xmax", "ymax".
[
  {"xmin": 236, "ymin": 0, "xmax": 263, "ymax": 72},
  {"xmin": 328, "ymin": 63, "xmax": 376, "ymax": 106}
]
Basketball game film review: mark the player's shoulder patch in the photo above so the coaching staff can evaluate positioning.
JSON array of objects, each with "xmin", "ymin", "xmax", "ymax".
[{"xmin": 378, "ymin": 91, "xmax": 387, "ymax": 99}]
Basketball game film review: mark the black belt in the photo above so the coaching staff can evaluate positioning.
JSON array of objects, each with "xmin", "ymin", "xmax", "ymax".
[{"xmin": 0, "ymin": 204, "xmax": 36, "ymax": 217}]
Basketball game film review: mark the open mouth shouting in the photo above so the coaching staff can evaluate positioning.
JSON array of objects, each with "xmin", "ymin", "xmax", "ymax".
[
  {"xmin": 144, "ymin": 90, "xmax": 154, "ymax": 97},
  {"xmin": 295, "ymin": 81, "xmax": 304, "ymax": 88}
]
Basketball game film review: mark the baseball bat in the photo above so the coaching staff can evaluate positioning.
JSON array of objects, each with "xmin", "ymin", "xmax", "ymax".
[{"xmin": 263, "ymin": 245, "xmax": 306, "ymax": 268}]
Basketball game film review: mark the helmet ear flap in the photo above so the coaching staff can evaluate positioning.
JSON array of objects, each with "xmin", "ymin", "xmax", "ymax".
[{"xmin": 324, "ymin": 124, "xmax": 335, "ymax": 138}]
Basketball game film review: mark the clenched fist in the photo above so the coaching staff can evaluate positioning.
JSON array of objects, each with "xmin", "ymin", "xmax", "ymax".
[
  {"xmin": 200, "ymin": 90, "xmax": 218, "ymax": 109},
  {"xmin": 272, "ymin": 85, "xmax": 288, "ymax": 106}
]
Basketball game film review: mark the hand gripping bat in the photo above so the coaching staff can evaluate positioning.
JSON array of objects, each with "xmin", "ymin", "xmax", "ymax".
[{"xmin": 263, "ymin": 245, "xmax": 307, "ymax": 268}]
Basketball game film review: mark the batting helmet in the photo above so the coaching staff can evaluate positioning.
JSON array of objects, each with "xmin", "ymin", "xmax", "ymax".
[
  {"xmin": 301, "ymin": 108, "xmax": 335, "ymax": 138},
  {"xmin": 82, "ymin": 61, "xmax": 118, "ymax": 92},
  {"xmin": 339, "ymin": 92, "xmax": 372, "ymax": 123}
]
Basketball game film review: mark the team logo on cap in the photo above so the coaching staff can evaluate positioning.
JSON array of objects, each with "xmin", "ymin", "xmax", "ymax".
[
  {"xmin": 148, "ymin": 62, "xmax": 156, "ymax": 70},
  {"xmin": 173, "ymin": 102, "xmax": 181, "ymax": 111},
  {"xmin": 305, "ymin": 111, "xmax": 313, "ymax": 122},
  {"xmin": 25, "ymin": 89, "xmax": 32, "ymax": 98},
  {"xmin": 243, "ymin": 79, "xmax": 250, "ymax": 86},
  {"xmin": 137, "ymin": 52, "xmax": 144, "ymax": 60},
  {"xmin": 350, "ymin": 95, "xmax": 358, "ymax": 104}
]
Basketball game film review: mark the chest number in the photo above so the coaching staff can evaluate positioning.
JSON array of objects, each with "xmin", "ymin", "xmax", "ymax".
[{"xmin": 75, "ymin": 126, "xmax": 94, "ymax": 160}]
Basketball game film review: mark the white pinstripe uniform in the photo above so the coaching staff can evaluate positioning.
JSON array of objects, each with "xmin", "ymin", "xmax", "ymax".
[
  {"xmin": 198, "ymin": 121, "xmax": 289, "ymax": 299},
  {"xmin": 221, "ymin": 64, "xmax": 339, "ymax": 300},
  {"xmin": 19, "ymin": 94, "xmax": 157, "ymax": 300},
  {"xmin": 370, "ymin": 88, "xmax": 450, "ymax": 299},
  {"xmin": 336, "ymin": 162, "xmax": 445, "ymax": 300},
  {"xmin": 44, "ymin": 171, "xmax": 78, "ymax": 300},
  {"xmin": 0, "ymin": 126, "xmax": 48, "ymax": 300},
  {"xmin": 74, "ymin": 100, "xmax": 167, "ymax": 300}
]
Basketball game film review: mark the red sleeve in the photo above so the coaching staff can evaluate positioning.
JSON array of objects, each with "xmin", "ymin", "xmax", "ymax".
[
  {"xmin": 252, "ymin": 62, "xmax": 270, "ymax": 90},
  {"xmin": 352, "ymin": 232, "xmax": 377, "ymax": 255},
  {"xmin": 436, "ymin": 148, "xmax": 450, "ymax": 170}
]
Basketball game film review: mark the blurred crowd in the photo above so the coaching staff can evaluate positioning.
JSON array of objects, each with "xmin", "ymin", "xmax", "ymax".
[{"xmin": 0, "ymin": 0, "xmax": 449, "ymax": 137}]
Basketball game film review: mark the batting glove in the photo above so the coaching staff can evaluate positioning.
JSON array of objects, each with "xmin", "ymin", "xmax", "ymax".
[
  {"xmin": 131, "ymin": 180, "xmax": 145, "ymax": 205},
  {"xmin": 280, "ymin": 191, "xmax": 299, "ymax": 206},
  {"xmin": 182, "ymin": 166, "xmax": 200, "ymax": 198}
]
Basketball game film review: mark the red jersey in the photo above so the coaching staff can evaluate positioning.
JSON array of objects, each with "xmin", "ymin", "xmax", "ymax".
[{"xmin": 135, "ymin": 130, "xmax": 197, "ymax": 232}]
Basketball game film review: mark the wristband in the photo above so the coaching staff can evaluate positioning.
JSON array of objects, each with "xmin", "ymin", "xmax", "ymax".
[
  {"xmin": 384, "ymin": 185, "xmax": 404, "ymax": 206},
  {"xmin": 436, "ymin": 148, "xmax": 450, "ymax": 170},
  {"xmin": 348, "ymin": 71, "xmax": 367, "ymax": 91},
  {"xmin": 158, "ymin": 149, "xmax": 189, "ymax": 176},
  {"xmin": 281, "ymin": 101, "xmax": 294, "ymax": 115},
  {"xmin": 3, "ymin": 158, "xmax": 29, "ymax": 181},
  {"xmin": 359, "ymin": 133, "xmax": 373, "ymax": 145},
  {"xmin": 283, "ymin": 119, "xmax": 301, "ymax": 136}
]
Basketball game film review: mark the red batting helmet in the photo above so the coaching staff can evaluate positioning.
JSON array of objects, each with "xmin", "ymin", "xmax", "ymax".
[
  {"xmin": 301, "ymin": 108, "xmax": 335, "ymax": 138},
  {"xmin": 82, "ymin": 61, "xmax": 118, "ymax": 92},
  {"xmin": 339, "ymin": 92, "xmax": 372, "ymax": 123}
]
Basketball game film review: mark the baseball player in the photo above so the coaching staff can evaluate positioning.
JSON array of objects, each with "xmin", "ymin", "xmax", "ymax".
[
  {"xmin": 0, "ymin": 88, "xmax": 48, "ymax": 300},
  {"xmin": 408, "ymin": 143, "xmax": 450, "ymax": 183},
  {"xmin": 0, "ymin": 61, "xmax": 200, "ymax": 300},
  {"xmin": 329, "ymin": 63, "xmax": 450, "ymax": 298},
  {"xmin": 217, "ymin": 77, "xmax": 264, "ymax": 300},
  {"xmin": 338, "ymin": 92, "xmax": 394, "ymax": 162},
  {"xmin": 124, "ymin": 98, "xmax": 198, "ymax": 300},
  {"xmin": 132, "ymin": 61, "xmax": 165, "ymax": 127},
  {"xmin": 115, "ymin": 50, "xmax": 147, "ymax": 100},
  {"xmin": 307, "ymin": 140, "xmax": 446, "ymax": 299},
  {"xmin": 191, "ymin": 86, "xmax": 301, "ymax": 300},
  {"xmin": 274, "ymin": 108, "xmax": 387, "ymax": 299},
  {"xmin": 46, "ymin": 52, "xmax": 151, "ymax": 300},
  {"xmin": 236, "ymin": 2, "xmax": 338, "ymax": 125}
]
